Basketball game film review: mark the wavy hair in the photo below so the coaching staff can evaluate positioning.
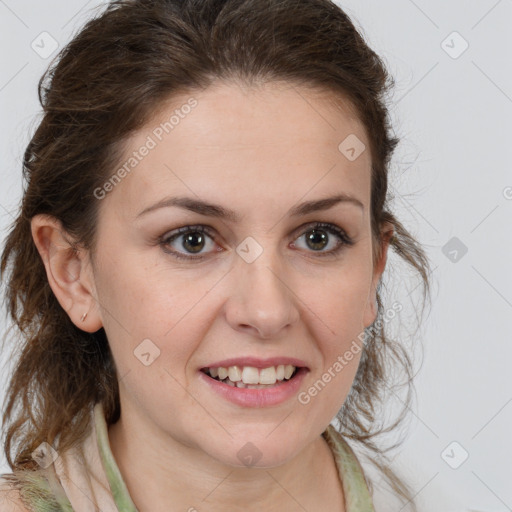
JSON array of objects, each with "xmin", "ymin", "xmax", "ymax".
[{"xmin": 1, "ymin": 0, "xmax": 431, "ymax": 508}]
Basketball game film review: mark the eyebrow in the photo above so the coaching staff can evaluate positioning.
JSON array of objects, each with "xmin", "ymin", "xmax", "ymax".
[{"xmin": 136, "ymin": 193, "xmax": 364, "ymax": 221}]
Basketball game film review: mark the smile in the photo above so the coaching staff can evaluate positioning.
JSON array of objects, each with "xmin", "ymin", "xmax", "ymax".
[
  {"xmin": 199, "ymin": 365, "xmax": 309, "ymax": 407},
  {"xmin": 201, "ymin": 364, "xmax": 298, "ymax": 388}
]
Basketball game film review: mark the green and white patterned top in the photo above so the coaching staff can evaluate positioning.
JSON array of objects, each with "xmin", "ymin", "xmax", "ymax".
[{"xmin": 0, "ymin": 403, "xmax": 375, "ymax": 511}]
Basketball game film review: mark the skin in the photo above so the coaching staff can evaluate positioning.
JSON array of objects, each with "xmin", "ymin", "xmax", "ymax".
[{"xmin": 31, "ymin": 80, "xmax": 393, "ymax": 512}]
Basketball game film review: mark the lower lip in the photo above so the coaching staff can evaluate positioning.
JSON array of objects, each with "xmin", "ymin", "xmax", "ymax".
[{"xmin": 198, "ymin": 368, "xmax": 308, "ymax": 407}]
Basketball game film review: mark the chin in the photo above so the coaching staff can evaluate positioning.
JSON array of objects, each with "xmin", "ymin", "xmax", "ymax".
[{"xmin": 207, "ymin": 434, "xmax": 305, "ymax": 470}]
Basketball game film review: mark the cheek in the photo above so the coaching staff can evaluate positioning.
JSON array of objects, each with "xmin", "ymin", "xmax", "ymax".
[
  {"xmin": 303, "ymin": 253, "xmax": 373, "ymax": 337},
  {"xmin": 295, "ymin": 251, "xmax": 372, "ymax": 409},
  {"xmin": 299, "ymin": 267, "xmax": 369, "ymax": 414},
  {"xmin": 94, "ymin": 244, "xmax": 203, "ymax": 329},
  {"xmin": 93, "ymin": 253, "xmax": 220, "ymax": 371}
]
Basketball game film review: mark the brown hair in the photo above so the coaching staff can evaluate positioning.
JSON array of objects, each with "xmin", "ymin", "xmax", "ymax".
[{"xmin": 1, "ymin": 0, "xmax": 430, "ymax": 508}]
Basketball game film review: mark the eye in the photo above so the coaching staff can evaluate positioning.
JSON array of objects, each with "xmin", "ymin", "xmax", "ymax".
[
  {"xmin": 158, "ymin": 222, "xmax": 354, "ymax": 261},
  {"xmin": 291, "ymin": 222, "xmax": 354, "ymax": 257},
  {"xmin": 159, "ymin": 225, "xmax": 220, "ymax": 260}
]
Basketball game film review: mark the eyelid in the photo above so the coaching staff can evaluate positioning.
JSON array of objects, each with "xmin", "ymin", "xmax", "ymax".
[
  {"xmin": 158, "ymin": 221, "xmax": 354, "ymax": 260},
  {"xmin": 289, "ymin": 221, "xmax": 354, "ymax": 257},
  {"xmin": 158, "ymin": 225, "xmax": 220, "ymax": 259}
]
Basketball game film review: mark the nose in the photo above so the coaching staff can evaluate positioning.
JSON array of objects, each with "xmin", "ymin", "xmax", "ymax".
[{"xmin": 224, "ymin": 249, "xmax": 300, "ymax": 339}]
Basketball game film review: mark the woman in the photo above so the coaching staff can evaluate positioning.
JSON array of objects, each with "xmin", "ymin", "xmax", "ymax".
[{"xmin": 0, "ymin": 0, "xmax": 430, "ymax": 510}]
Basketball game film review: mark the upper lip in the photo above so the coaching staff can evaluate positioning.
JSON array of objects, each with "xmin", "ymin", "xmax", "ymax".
[{"xmin": 201, "ymin": 357, "xmax": 309, "ymax": 370}]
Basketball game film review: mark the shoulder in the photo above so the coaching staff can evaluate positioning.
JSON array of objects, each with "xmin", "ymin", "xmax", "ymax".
[{"xmin": 0, "ymin": 476, "xmax": 30, "ymax": 512}]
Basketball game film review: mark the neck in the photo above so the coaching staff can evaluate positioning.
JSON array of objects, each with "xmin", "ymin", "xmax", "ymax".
[{"xmin": 107, "ymin": 409, "xmax": 345, "ymax": 512}]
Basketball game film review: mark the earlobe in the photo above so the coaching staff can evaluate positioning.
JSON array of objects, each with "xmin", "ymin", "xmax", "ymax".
[{"xmin": 30, "ymin": 214, "xmax": 103, "ymax": 332}]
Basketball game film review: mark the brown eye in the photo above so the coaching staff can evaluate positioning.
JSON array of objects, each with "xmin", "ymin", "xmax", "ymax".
[
  {"xmin": 305, "ymin": 229, "xmax": 329, "ymax": 251},
  {"xmin": 159, "ymin": 225, "xmax": 218, "ymax": 260},
  {"xmin": 291, "ymin": 222, "xmax": 354, "ymax": 257},
  {"xmin": 181, "ymin": 231, "xmax": 206, "ymax": 253}
]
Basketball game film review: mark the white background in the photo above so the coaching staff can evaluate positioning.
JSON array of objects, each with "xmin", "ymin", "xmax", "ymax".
[{"xmin": 1, "ymin": 1, "xmax": 511, "ymax": 511}]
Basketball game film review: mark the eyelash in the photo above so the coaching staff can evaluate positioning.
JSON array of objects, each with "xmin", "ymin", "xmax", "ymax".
[{"xmin": 158, "ymin": 222, "xmax": 355, "ymax": 261}]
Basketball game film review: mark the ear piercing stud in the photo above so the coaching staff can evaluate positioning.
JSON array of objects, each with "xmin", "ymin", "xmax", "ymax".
[{"xmin": 80, "ymin": 312, "xmax": 88, "ymax": 322}]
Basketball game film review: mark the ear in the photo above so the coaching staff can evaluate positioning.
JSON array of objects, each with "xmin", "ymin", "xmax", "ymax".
[
  {"xmin": 362, "ymin": 221, "xmax": 394, "ymax": 329},
  {"xmin": 30, "ymin": 214, "xmax": 103, "ymax": 332}
]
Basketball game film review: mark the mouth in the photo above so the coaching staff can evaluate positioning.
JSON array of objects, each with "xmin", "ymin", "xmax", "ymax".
[{"xmin": 200, "ymin": 364, "xmax": 303, "ymax": 389}]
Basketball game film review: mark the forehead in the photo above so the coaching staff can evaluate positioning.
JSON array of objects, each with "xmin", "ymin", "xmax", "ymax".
[{"xmin": 102, "ymin": 80, "xmax": 371, "ymax": 220}]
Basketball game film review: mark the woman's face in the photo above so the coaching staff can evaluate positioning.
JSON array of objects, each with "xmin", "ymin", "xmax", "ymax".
[{"xmin": 88, "ymin": 80, "xmax": 390, "ymax": 467}]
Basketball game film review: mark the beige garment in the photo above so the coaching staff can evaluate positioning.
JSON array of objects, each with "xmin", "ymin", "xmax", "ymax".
[{"xmin": 1, "ymin": 402, "xmax": 375, "ymax": 511}]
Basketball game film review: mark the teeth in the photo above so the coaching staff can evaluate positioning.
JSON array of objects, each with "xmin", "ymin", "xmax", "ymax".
[
  {"xmin": 206, "ymin": 364, "xmax": 297, "ymax": 385},
  {"xmin": 259, "ymin": 367, "xmax": 276, "ymax": 384},
  {"xmin": 284, "ymin": 364, "xmax": 295, "ymax": 379},
  {"xmin": 241, "ymin": 366, "xmax": 260, "ymax": 384},
  {"xmin": 228, "ymin": 366, "xmax": 242, "ymax": 382}
]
